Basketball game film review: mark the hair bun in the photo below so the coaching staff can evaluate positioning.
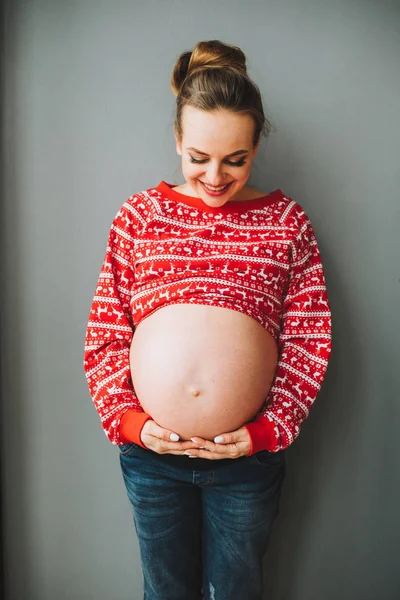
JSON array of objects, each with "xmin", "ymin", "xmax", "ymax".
[{"xmin": 170, "ymin": 40, "xmax": 247, "ymax": 96}]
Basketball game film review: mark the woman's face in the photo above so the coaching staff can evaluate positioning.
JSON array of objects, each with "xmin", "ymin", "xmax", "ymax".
[{"xmin": 175, "ymin": 106, "xmax": 260, "ymax": 208}]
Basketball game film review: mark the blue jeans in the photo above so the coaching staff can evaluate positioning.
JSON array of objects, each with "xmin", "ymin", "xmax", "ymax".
[{"xmin": 119, "ymin": 442, "xmax": 286, "ymax": 600}]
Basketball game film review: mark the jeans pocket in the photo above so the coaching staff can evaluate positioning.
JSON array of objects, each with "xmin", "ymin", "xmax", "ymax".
[
  {"xmin": 251, "ymin": 449, "xmax": 285, "ymax": 466},
  {"xmin": 119, "ymin": 442, "xmax": 140, "ymax": 457}
]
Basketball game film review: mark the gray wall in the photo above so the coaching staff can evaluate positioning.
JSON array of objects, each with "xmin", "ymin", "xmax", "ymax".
[{"xmin": 1, "ymin": 1, "xmax": 399, "ymax": 598}]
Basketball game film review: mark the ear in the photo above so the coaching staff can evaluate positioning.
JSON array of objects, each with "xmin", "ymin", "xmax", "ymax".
[
  {"xmin": 174, "ymin": 129, "xmax": 182, "ymax": 156},
  {"xmin": 252, "ymin": 139, "xmax": 261, "ymax": 159}
]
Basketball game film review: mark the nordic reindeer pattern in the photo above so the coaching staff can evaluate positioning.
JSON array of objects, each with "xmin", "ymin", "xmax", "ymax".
[{"xmin": 83, "ymin": 184, "xmax": 332, "ymax": 452}]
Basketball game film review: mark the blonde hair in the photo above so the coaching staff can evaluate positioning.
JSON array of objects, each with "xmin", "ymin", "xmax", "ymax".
[{"xmin": 170, "ymin": 40, "xmax": 273, "ymax": 148}]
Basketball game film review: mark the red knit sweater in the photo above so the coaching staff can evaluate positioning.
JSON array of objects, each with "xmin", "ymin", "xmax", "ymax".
[{"xmin": 83, "ymin": 181, "xmax": 332, "ymax": 455}]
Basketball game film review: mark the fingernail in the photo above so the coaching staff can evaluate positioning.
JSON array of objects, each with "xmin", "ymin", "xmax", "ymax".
[
  {"xmin": 170, "ymin": 433, "xmax": 179, "ymax": 441},
  {"xmin": 190, "ymin": 437, "xmax": 201, "ymax": 443},
  {"xmin": 214, "ymin": 436, "xmax": 224, "ymax": 443}
]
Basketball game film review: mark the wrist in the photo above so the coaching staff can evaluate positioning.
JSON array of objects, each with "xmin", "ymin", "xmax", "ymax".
[
  {"xmin": 243, "ymin": 417, "xmax": 277, "ymax": 455},
  {"xmin": 119, "ymin": 409, "xmax": 152, "ymax": 449}
]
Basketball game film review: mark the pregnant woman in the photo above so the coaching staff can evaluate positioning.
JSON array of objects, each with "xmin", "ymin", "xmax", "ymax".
[{"xmin": 83, "ymin": 40, "xmax": 332, "ymax": 600}]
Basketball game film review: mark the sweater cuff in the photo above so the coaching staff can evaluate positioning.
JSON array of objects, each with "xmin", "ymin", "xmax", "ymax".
[
  {"xmin": 243, "ymin": 417, "xmax": 277, "ymax": 455},
  {"xmin": 119, "ymin": 409, "xmax": 153, "ymax": 449}
]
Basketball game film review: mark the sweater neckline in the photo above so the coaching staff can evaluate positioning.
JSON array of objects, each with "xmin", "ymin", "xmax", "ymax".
[{"xmin": 155, "ymin": 180, "xmax": 282, "ymax": 213}]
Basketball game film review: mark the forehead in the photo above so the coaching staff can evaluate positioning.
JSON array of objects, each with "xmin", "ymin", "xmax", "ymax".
[{"xmin": 181, "ymin": 106, "xmax": 254, "ymax": 150}]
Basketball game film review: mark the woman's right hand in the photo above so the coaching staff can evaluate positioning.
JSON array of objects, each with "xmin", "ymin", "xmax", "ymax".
[{"xmin": 140, "ymin": 419, "xmax": 199, "ymax": 455}]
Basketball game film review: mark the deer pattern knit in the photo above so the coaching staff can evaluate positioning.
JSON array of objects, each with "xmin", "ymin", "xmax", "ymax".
[{"xmin": 83, "ymin": 181, "xmax": 332, "ymax": 455}]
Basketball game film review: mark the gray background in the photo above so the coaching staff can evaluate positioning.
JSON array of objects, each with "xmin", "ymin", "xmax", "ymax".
[{"xmin": 1, "ymin": 0, "xmax": 399, "ymax": 598}]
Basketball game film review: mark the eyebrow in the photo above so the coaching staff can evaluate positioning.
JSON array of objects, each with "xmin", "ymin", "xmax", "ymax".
[{"xmin": 186, "ymin": 147, "xmax": 249, "ymax": 158}]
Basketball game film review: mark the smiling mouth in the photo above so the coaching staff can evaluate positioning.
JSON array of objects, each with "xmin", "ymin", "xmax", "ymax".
[{"xmin": 200, "ymin": 181, "xmax": 232, "ymax": 192}]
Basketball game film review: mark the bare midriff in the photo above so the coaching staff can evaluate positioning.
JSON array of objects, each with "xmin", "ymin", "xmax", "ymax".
[{"xmin": 129, "ymin": 304, "xmax": 278, "ymax": 441}]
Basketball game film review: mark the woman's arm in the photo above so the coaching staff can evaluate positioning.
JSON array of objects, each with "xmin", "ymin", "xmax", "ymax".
[
  {"xmin": 244, "ymin": 212, "xmax": 332, "ymax": 454},
  {"xmin": 83, "ymin": 200, "xmax": 152, "ymax": 447}
]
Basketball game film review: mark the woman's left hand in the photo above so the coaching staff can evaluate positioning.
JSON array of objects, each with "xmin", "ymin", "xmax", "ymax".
[{"xmin": 184, "ymin": 426, "xmax": 252, "ymax": 460}]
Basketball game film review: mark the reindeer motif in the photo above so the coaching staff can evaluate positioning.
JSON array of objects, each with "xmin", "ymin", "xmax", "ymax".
[
  {"xmin": 270, "ymin": 274, "xmax": 280, "ymax": 288},
  {"xmin": 218, "ymin": 287, "xmax": 231, "ymax": 295},
  {"xmin": 120, "ymin": 273, "xmax": 130, "ymax": 287},
  {"xmin": 135, "ymin": 300, "xmax": 144, "ymax": 313},
  {"xmin": 317, "ymin": 296, "xmax": 330, "ymax": 309},
  {"xmin": 111, "ymin": 306, "xmax": 123, "ymax": 320},
  {"xmin": 159, "ymin": 290, "xmax": 171, "ymax": 302},
  {"xmin": 293, "ymin": 382, "xmax": 303, "ymax": 396},
  {"xmin": 258, "ymin": 267, "xmax": 269, "ymax": 280},
  {"xmin": 316, "ymin": 341, "xmax": 330, "ymax": 352},
  {"xmin": 221, "ymin": 263, "xmax": 230, "ymax": 274},
  {"xmin": 236, "ymin": 265, "xmax": 250, "ymax": 277},
  {"xmin": 163, "ymin": 266, "xmax": 175, "ymax": 276},
  {"xmin": 154, "ymin": 226, "xmax": 166, "ymax": 236},
  {"xmin": 123, "ymin": 214, "xmax": 132, "ymax": 228},
  {"xmin": 162, "ymin": 200, "xmax": 174, "ymax": 210},
  {"xmin": 274, "ymin": 374, "xmax": 287, "ymax": 386},
  {"xmin": 147, "ymin": 265, "xmax": 159, "ymax": 276},
  {"xmin": 96, "ymin": 306, "xmax": 108, "ymax": 319},
  {"xmin": 303, "ymin": 297, "xmax": 313, "ymax": 310},
  {"xmin": 261, "ymin": 213, "xmax": 274, "ymax": 222},
  {"xmin": 178, "ymin": 284, "xmax": 192, "ymax": 297}
]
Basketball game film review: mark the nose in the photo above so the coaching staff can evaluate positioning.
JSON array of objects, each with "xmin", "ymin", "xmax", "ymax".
[{"xmin": 205, "ymin": 162, "xmax": 225, "ymax": 186}]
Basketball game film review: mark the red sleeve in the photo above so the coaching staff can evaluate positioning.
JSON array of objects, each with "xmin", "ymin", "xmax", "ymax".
[
  {"xmin": 244, "ymin": 214, "xmax": 332, "ymax": 454},
  {"xmin": 83, "ymin": 200, "xmax": 152, "ymax": 448}
]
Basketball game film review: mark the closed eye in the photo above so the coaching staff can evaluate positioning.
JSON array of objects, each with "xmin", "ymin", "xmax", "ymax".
[{"xmin": 189, "ymin": 157, "xmax": 247, "ymax": 167}]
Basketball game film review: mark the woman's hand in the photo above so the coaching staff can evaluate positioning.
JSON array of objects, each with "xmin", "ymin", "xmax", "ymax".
[
  {"xmin": 140, "ymin": 419, "xmax": 199, "ymax": 455},
  {"xmin": 184, "ymin": 426, "xmax": 252, "ymax": 460}
]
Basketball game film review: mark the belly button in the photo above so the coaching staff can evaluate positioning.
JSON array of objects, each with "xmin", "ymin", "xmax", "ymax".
[{"xmin": 188, "ymin": 386, "xmax": 202, "ymax": 398}]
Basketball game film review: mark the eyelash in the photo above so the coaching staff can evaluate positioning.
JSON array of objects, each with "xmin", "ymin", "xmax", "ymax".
[{"xmin": 189, "ymin": 157, "xmax": 247, "ymax": 167}]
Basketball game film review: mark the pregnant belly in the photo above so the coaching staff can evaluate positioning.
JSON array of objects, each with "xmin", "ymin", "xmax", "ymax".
[{"xmin": 129, "ymin": 304, "xmax": 279, "ymax": 441}]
